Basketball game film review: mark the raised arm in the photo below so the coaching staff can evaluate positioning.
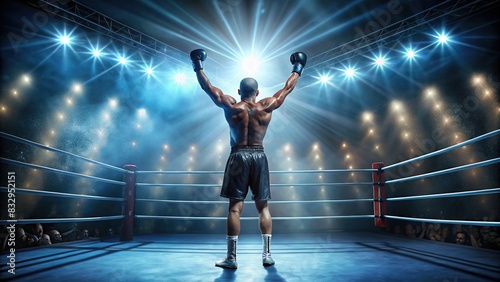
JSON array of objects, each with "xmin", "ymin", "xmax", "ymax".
[
  {"xmin": 263, "ymin": 52, "xmax": 307, "ymax": 112},
  {"xmin": 190, "ymin": 49, "xmax": 236, "ymax": 109}
]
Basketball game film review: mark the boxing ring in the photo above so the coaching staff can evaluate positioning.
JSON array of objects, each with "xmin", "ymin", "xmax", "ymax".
[{"xmin": 1, "ymin": 129, "xmax": 499, "ymax": 281}]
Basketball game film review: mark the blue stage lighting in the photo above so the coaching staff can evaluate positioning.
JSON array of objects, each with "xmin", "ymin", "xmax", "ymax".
[
  {"xmin": 344, "ymin": 67, "xmax": 356, "ymax": 78},
  {"xmin": 319, "ymin": 75, "xmax": 330, "ymax": 84},
  {"xmin": 118, "ymin": 56, "xmax": 128, "ymax": 65},
  {"xmin": 405, "ymin": 48, "xmax": 416, "ymax": 59},
  {"xmin": 92, "ymin": 49, "xmax": 101, "ymax": 58},
  {"xmin": 174, "ymin": 73, "xmax": 187, "ymax": 84},
  {"xmin": 374, "ymin": 56, "xmax": 386, "ymax": 67},
  {"xmin": 436, "ymin": 32, "xmax": 449, "ymax": 44},
  {"xmin": 59, "ymin": 35, "xmax": 71, "ymax": 45}
]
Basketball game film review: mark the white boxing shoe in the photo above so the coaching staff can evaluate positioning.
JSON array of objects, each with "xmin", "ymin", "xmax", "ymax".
[
  {"xmin": 215, "ymin": 257, "xmax": 238, "ymax": 269},
  {"xmin": 262, "ymin": 253, "xmax": 275, "ymax": 267}
]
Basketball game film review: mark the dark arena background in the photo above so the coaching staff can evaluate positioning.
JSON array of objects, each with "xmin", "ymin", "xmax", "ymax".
[{"xmin": 0, "ymin": 1, "xmax": 499, "ymax": 281}]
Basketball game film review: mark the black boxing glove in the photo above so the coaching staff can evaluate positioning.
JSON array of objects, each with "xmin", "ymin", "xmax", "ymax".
[
  {"xmin": 190, "ymin": 49, "xmax": 207, "ymax": 71},
  {"xmin": 290, "ymin": 52, "xmax": 307, "ymax": 76}
]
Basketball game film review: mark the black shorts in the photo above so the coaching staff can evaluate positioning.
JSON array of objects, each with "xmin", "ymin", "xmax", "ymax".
[{"xmin": 221, "ymin": 145, "xmax": 271, "ymax": 201}]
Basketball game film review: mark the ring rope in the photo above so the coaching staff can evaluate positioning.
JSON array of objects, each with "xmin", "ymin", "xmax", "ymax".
[
  {"xmin": 385, "ymin": 157, "xmax": 499, "ymax": 184},
  {"xmin": 0, "ymin": 157, "xmax": 126, "ymax": 186},
  {"xmin": 0, "ymin": 215, "xmax": 124, "ymax": 225},
  {"xmin": 386, "ymin": 187, "xmax": 500, "ymax": 201},
  {"xmin": 384, "ymin": 215, "xmax": 500, "ymax": 227},
  {"xmin": 0, "ymin": 131, "xmax": 129, "ymax": 173},
  {"xmin": 135, "ymin": 198, "xmax": 374, "ymax": 204},
  {"xmin": 382, "ymin": 129, "xmax": 499, "ymax": 171},
  {"xmin": 0, "ymin": 187, "xmax": 124, "ymax": 202},
  {"xmin": 135, "ymin": 182, "xmax": 374, "ymax": 188},
  {"xmin": 136, "ymin": 168, "xmax": 377, "ymax": 175},
  {"xmin": 135, "ymin": 215, "xmax": 374, "ymax": 220}
]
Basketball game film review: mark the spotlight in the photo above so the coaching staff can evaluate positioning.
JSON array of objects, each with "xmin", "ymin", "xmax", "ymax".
[
  {"xmin": 137, "ymin": 108, "xmax": 147, "ymax": 117},
  {"xmin": 109, "ymin": 99, "xmax": 118, "ymax": 108},
  {"xmin": 472, "ymin": 75, "xmax": 483, "ymax": 85},
  {"xmin": 174, "ymin": 73, "xmax": 187, "ymax": 84},
  {"xmin": 392, "ymin": 101, "xmax": 402, "ymax": 111},
  {"xmin": 59, "ymin": 35, "xmax": 71, "ymax": 45},
  {"xmin": 344, "ymin": 67, "xmax": 356, "ymax": 78},
  {"xmin": 319, "ymin": 75, "xmax": 330, "ymax": 84},
  {"xmin": 405, "ymin": 49, "xmax": 416, "ymax": 59},
  {"xmin": 92, "ymin": 49, "xmax": 101, "ymax": 58},
  {"xmin": 374, "ymin": 56, "xmax": 386, "ymax": 67},
  {"xmin": 22, "ymin": 75, "xmax": 30, "ymax": 84},
  {"xmin": 145, "ymin": 67, "xmax": 153, "ymax": 75},
  {"xmin": 73, "ymin": 83, "xmax": 82, "ymax": 93},
  {"xmin": 241, "ymin": 55, "xmax": 261, "ymax": 76},
  {"xmin": 426, "ymin": 88, "xmax": 435, "ymax": 97},
  {"xmin": 118, "ymin": 56, "xmax": 128, "ymax": 65},
  {"xmin": 362, "ymin": 112, "xmax": 373, "ymax": 122},
  {"xmin": 435, "ymin": 32, "xmax": 449, "ymax": 44}
]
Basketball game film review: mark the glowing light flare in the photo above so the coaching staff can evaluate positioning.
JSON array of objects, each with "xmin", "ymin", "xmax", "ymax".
[
  {"xmin": 174, "ymin": 73, "xmax": 187, "ymax": 84},
  {"xmin": 73, "ymin": 83, "xmax": 82, "ymax": 93},
  {"xmin": 59, "ymin": 35, "xmax": 71, "ymax": 45},
  {"xmin": 391, "ymin": 101, "xmax": 403, "ymax": 112},
  {"xmin": 405, "ymin": 48, "xmax": 416, "ymax": 59},
  {"xmin": 22, "ymin": 75, "xmax": 30, "ymax": 84},
  {"xmin": 435, "ymin": 31, "xmax": 450, "ymax": 44},
  {"xmin": 241, "ymin": 55, "xmax": 261, "ymax": 76},
  {"xmin": 116, "ymin": 55, "xmax": 128, "ymax": 65},
  {"xmin": 92, "ymin": 48, "xmax": 101, "ymax": 58},
  {"xmin": 374, "ymin": 56, "xmax": 387, "ymax": 67},
  {"xmin": 137, "ymin": 108, "xmax": 147, "ymax": 118},
  {"xmin": 472, "ymin": 75, "xmax": 483, "ymax": 85},
  {"xmin": 344, "ymin": 67, "xmax": 356, "ymax": 78},
  {"xmin": 109, "ymin": 99, "xmax": 118, "ymax": 108},
  {"xmin": 362, "ymin": 112, "xmax": 373, "ymax": 123},
  {"xmin": 319, "ymin": 75, "xmax": 331, "ymax": 84},
  {"xmin": 425, "ymin": 87, "xmax": 437, "ymax": 98}
]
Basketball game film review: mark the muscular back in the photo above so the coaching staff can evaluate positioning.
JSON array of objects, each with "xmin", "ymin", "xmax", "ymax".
[
  {"xmin": 224, "ymin": 100, "xmax": 273, "ymax": 147},
  {"xmin": 195, "ymin": 69, "xmax": 299, "ymax": 148}
]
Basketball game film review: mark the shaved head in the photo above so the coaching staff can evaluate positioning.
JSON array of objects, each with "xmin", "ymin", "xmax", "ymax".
[{"xmin": 239, "ymin": 77, "xmax": 259, "ymax": 98}]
